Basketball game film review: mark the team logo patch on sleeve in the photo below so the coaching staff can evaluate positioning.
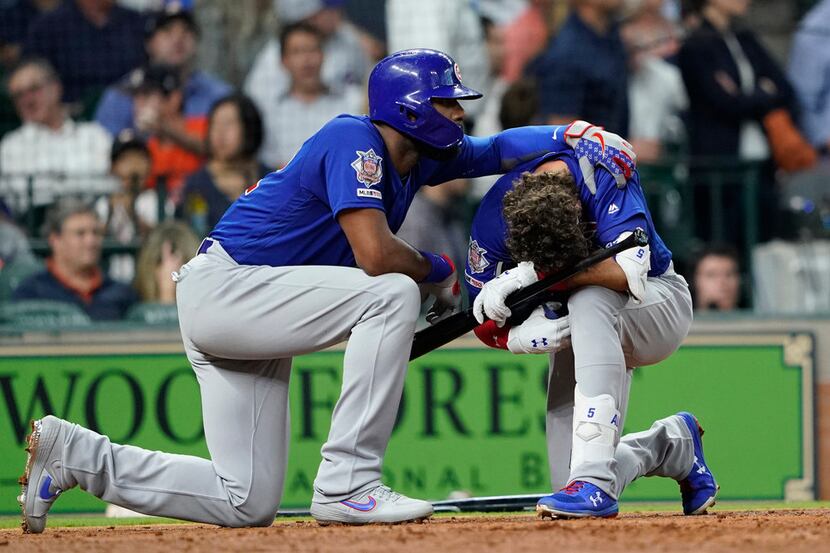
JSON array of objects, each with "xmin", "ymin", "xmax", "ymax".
[
  {"xmin": 351, "ymin": 149, "xmax": 383, "ymax": 187},
  {"xmin": 467, "ymin": 240, "xmax": 490, "ymax": 274}
]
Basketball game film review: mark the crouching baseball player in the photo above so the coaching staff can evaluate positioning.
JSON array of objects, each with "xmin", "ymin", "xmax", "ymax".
[
  {"xmin": 465, "ymin": 122, "xmax": 719, "ymax": 518},
  {"xmin": 18, "ymin": 50, "xmax": 639, "ymax": 533}
]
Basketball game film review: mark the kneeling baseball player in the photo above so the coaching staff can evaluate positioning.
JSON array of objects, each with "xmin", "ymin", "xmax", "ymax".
[
  {"xmin": 465, "ymin": 122, "xmax": 719, "ymax": 518},
  {"xmin": 18, "ymin": 51, "xmax": 639, "ymax": 532}
]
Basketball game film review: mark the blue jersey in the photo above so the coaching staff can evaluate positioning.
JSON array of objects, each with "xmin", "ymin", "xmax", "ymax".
[
  {"xmin": 465, "ymin": 151, "xmax": 672, "ymax": 300},
  {"xmin": 211, "ymin": 115, "xmax": 573, "ymax": 267}
]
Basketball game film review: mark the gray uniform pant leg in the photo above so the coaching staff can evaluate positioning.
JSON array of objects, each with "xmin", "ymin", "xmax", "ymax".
[
  {"xmin": 545, "ymin": 353, "xmax": 632, "ymax": 490},
  {"xmin": 56, "ymin": 242, "xmax": 421, "ymax": 525},
  {"xmin": 551, "ymin": 273, "xmax": 693, "ymax": 495},
  {"xmin": 612, "ymin": 414, "xmax": 696, "ymax": 498}
]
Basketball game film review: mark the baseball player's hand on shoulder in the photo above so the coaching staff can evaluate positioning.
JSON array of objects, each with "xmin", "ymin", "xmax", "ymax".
[
  {"xmin": 473, "ymin": 261, "xmax": 538, "ymax": 327},
  {"xmin": 564, "ymin": 120, "xmax": 636, "ymax": 194},
  {"xmin": 507, "ymin": 302, "xmax": 571, "ymax": 354}
]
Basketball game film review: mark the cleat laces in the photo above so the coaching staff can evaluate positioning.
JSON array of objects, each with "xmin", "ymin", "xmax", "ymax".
[{"xmin": 561, "ymin": 481, "xmax": 586, "ymax": 496}]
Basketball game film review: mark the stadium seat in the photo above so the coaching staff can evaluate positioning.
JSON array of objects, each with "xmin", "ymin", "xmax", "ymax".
[
  {"xmin": 0, "ymin": 300, "xmax": 92, "ymax": 328},
  {"xmin": 0, "ymin": 260, "xmax": 43, "ymax": 302},
  {"xmin": 125, "ymin": 303, "xmax": 179, "ymax": 325}
]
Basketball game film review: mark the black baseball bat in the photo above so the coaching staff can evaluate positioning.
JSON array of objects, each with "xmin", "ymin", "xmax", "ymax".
[{"xmin": 409, "ymin": 228, "xmax": 649, "ymax": 360}]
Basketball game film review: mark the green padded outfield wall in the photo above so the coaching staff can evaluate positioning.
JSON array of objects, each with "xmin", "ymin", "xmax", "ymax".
[{"xmin": 0, "ymin": 333, "xmax": 815, "ymax": 514}]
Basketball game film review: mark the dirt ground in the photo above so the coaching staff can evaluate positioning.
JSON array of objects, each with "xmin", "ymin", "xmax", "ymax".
[{"xmin": 3, "ymin": 510, "xmax": 830, "ymax": 553}]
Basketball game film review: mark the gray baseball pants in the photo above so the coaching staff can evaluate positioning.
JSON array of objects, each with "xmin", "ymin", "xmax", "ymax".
[
  {"xmin": 51, "ymin": 240, "xmax": 421, "ymax": 526},
  {"xmin": 545, "ymin": 270, "xmax": 694, "ymax": 498}
]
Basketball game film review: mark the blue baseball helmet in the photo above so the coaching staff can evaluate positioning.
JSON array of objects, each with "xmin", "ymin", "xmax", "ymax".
[{"xmin": 368, "ymin": 49, "xmax": 482, "ymax": 150}]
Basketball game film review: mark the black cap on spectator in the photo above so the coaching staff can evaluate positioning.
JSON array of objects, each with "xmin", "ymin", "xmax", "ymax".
[
  {"xmin": 126, "ymin": 64, "xmax": 182, "ymax": 96},
  {"xmin": 145, "ymin": 4, "xmax": 199, "ymax": 38},
  {"xmin": 111, "ymin": 130, "xmax": 150, "ymax": 164}
]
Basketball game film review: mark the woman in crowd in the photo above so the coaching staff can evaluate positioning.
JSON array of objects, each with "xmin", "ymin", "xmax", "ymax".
[
  {"xmin": 677, "ymin": 0, "xmax": 800, "ymax": 243},
  {"xmin": 178, "ymin": 94, "xmax": 268, "ymax": 237},
  {"xmin": 134, "ymin": 220, "xmax": 199, "ymax": 304}
]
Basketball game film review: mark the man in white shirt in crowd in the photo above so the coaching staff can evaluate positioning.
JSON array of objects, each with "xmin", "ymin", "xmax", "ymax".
[
  {"xmin": 255, "ymin": 22, "xmax": 363, "ymax": 168},
  {"xmin": 244, "ymin": 0, "xmax": 370, "ymax": 148},
  {"xmin": 0, "ymin": 58, "xmax": 113, "ymax": 219}
]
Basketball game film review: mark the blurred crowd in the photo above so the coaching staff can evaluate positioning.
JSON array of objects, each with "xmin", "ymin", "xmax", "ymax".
[{"xmin": 0, "ymin": 0, "xmax": 828, "ymax": 324}]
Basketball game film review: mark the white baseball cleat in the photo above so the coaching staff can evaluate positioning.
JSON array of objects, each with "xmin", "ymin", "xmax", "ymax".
[
  {"xmin": 310, "ymin": 485, "xmax": 433, "ymax": 525},
  {"xmin": 18, "ymin": 416, "xmax": 72, "ymax": 534}
]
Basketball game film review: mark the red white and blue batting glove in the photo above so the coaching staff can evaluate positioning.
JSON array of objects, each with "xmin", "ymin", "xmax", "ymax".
[{"xmin": 564, "ymin": 120, "xmax": 637, "ymax": 193}]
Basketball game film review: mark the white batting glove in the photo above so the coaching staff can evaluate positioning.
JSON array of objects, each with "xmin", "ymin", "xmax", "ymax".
[
  {"xmin": 424, "ymin": 272, "xmax": 461, "ymax": 324},
  {"xmin": 613, "ymin": 230, "xmax": 651, "ymax": 304},
  {"xmin": 507, "ymin": 304, "xmax": 571, "ymax": 354},
  {"xmin": 564, "ymin": 120, "xmax": 637, "ymax": 194},
  {"xmin": 473, "ymin": 261, "xmax": 538, "ymax": 327}
]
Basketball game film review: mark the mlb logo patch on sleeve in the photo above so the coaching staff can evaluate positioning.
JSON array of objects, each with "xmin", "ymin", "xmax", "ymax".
[
  {"xmin": 351, "ymin": 149, "xmax": 383, "ymax": 186},
  {"xmin": 357, "ymin": 188, "xmax": 383, "ymax": 199},
  {"xmin": 467, "ymin": 240, "xmax": 490, "ymax": 274}
]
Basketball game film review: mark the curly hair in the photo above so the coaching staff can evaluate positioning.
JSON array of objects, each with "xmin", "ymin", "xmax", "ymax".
[{"xmin": 502, "ymin": 170, "xmax": 591, "ymax": 273}]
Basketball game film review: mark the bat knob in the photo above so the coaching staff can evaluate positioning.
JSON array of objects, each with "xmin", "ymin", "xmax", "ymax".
[{"xmin": 633, "ymin": 228, "xmax": 649, "ymax": 247}]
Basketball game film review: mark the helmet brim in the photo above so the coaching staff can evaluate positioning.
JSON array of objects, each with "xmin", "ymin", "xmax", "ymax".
[{"xmin": 430, "ymin": 83, "xmax": 483, "ymax": 101}]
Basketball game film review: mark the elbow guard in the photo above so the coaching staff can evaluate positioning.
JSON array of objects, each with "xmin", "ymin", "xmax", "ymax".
[{"xmin": 613, "ymin": 231, "xmax": 650, "ymax": 303}]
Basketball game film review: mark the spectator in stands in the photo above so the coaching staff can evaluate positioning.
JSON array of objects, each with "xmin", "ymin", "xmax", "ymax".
[
  {"xmin": 0, "ymin": 0, "xmax": 60, "ymax": 68},
  {"xmin": 474, "ymin": 17, "xmax": 510, "ymax": 138},
  {"xmin": 95, "ymin": 6, "xmax": 231, "ymax": 138},
  {"xmin": 500, "ymin": 78, "xmax": 540, "ymax": 129},
  {"xmin": 22, "ymin": 0, "xmax": 145, "ymax": 106},
  {"xmin": 691, "ymin": 244, "xmax": 741, "ymax": 311},
  {"xmin": 529, "ymin": 0, "xmax": 629, "ymax": 135},
  {"xmin": 788, "ymin": 0, "xmax": 830, "ymax": 157},
  {"xmin": 387, "ymin": 0, "xmax": 490, "ymax": 122},
  {"xmin": 621, "ymin": 0, "xmax": 687, "ymax": 163},
  {"xmin": 244, "ymin": 0, "xmax": 371, "ymax": 135},
  {"xmin": 0, "ymin": 212, "xmax": 36, "ymax": 271},
  {"xmin": 678, "ymin": 0, "xmax": 797, "ymax": 243},
  {"xmin": 128, "ymin": 63, "xmax": 207, "ymax": 204},
  {"xmin": 255, "ymin": 22, "xmax": 363, "ymax": 168},
  {"xmin": 0, "ymin": 58, "xmax": 112, "ymax": 221},
  {"xmin": 678, "ymin": 0, "xmax": 793, "ymax": 164},
  {"xmin": 498, "ymin": 0, "xmax": 553, "ymax": 84},
  {"xmin": 12, "ymin": 199, "xmax": 138, "ymax": 319},
  {"xmin": 179, "ymin": 94, "xmax": 268, "ymax": 237},
  {"xmin": 99, "ymin": 131, "xmax": 159, "ymax": 240},
  {"xmin": 134, "ymin": 220, "xmax": 198, "ymax": 304},
  {"xmin": 96, "ymin": 131, "xmax": 168, "ymax": 283}
]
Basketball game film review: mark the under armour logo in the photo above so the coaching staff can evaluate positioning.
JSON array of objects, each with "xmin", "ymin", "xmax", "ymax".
[
  {"xmin": 589, "ymin": 491, "xmax": 603, "ymax": 507},
  {"xmin": 530, "ymin": 337, "xmax": 549, "ymax": 348},
  {"xmin": 694, "ymin": 455, "xmax": 707, "ymax": 474}
]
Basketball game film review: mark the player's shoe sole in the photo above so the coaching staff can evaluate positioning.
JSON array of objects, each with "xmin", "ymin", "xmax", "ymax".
[
  {"xmin": 535, "ymin": 502, "xmax": 619, "ymax": 519},
  {"xmin": 18, "ymin": 416, "xmax": 67, "ymax": 534}
]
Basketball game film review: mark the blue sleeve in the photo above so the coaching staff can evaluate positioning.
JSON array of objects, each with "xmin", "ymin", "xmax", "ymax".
[
  {"xmin": 323, "ymin": 139, "xmax": 387, "ymax": 216},
  {"xmin": 94, "ymin": 88, "xmax": 135, "ymax": 137},
  {"xmin": 586, "ymin": 169, "xmax": 649, "ymax": 245},
  {"xmin": 423, "ymin": 125, "xmax": 571, "ymax": 186},
  {"xmin": 463, "ymin": 190, "xmax": 514, "ymax": 300}
]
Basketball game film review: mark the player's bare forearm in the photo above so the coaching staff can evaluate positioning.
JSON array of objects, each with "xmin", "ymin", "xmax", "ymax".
[
  {"xmin": 561, "ymin": 257, "xmax": 628, "ymax": 293},
  {"xmin": 337, "ymin": 208, "xmax": 431, "ymax": 280}
]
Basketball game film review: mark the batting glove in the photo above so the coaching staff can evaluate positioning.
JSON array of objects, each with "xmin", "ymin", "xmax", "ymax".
[
  {"xmin": 423, "ymin": 255, "xmax": 461, "ymax": 324},
  {"xmin": 507, "ymin": 303, "xmax": 571, "ymax": 354},
  {"xmin": 473, "ymin": 261, "xmax": 538, "ymax": 327},
  {"xmin": 564, "ymin": 120, "xmax": 636, "ymax": 194}
]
